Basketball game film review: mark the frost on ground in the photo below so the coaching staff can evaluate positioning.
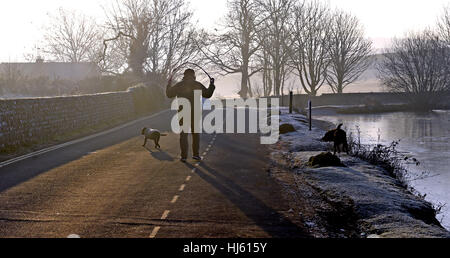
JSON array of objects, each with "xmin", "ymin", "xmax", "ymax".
[
  {"xmin": 278, "ymin": 107, "xmax": 332, "ymax": 151},
  {"xmin": 269, "ymin": 108, "xmax": 450, "ymax": 238}
]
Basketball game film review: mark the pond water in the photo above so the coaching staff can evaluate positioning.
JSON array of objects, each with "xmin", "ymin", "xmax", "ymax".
[{"xmin": 315, "ymin": 110, "xmax": 450, "ymax": 230}]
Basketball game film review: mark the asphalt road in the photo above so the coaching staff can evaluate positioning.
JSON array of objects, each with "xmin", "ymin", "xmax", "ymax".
[{"xmin": 0, "ymin": 109, "xmax": 307, "ymax": 238}]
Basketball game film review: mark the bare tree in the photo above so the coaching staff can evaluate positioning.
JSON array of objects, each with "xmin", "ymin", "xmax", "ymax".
[
  {"xmin": 0, "ymin": 64, "xmax": 27, "ymax": 95},
  {"xmin": 103, "ymin": 0, "xmax": 200, "ymax": 83},
  {"xmin": 326, "ymin": 10, "xmax": 372, "ymax": 93},
  {"xmin": 44, "ymin": 8, "xmax": 103, "ymax": 63},
  {"xmin": 197, "ymin": 0, "xmax": 262, "ymax": 98},
  {"xmin": 251, "ymin": 82, "xmax": 264, "ymax": 98},
  {"xmin": 290, "ymin": 1, "xmax": 331, "ymax": 96},
  {"xmin": 145, "ymin": 0, "xmax": 200, "ymax": 80},
  {"xmin": 377, "ymin": 30, "xmax": 450, "ymax": 109},
  {"xmin": 437, "ymin": 5, "xmax": 450, "ymax": 43},
  {"xmin": 257, "ymin": 46, "xmax": 273, "ymax": 96},
  {"xmin": 103, "ymin": 0, "xmax": 153, "ymax": 78},
  {"xmin": 257, "ymin": 0, "xmax": 294, "ymax": 97}
]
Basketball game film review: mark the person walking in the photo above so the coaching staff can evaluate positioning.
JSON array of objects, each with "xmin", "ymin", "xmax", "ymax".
[{"xmin": 166, "ymin": 69, "xmax": 216, "ymax": 162}]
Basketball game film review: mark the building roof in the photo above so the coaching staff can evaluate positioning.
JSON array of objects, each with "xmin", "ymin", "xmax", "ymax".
[{"xmin": 0, "ymin": 61, "xmax": 101, "ymax": 81}]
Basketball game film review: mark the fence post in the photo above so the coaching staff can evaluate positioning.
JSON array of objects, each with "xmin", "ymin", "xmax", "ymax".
[{"xmin": 289, "ymin": 91, "xmax": 293, "ymax": 114}]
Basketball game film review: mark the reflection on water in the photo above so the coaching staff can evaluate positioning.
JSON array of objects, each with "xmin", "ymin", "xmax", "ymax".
[{"xmin": 316, "ymin": 111, "xmax": 450, "ymax": 230}]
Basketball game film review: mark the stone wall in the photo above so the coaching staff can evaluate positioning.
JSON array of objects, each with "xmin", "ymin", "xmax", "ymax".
[
  {"xmin": 277, "ymin": 92, "xmax": 450, "ymax": 109},
  {"xmin": 0, "ymin": 92, "xmax": 135, "ymax": 150}
]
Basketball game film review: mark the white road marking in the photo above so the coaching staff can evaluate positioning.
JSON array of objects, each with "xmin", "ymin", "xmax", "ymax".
[
  {"xmin": 208, "ymin": 145, "xmax": 212, "ymax": 148},
  {"xmin": 67, "ymin": 234, "xmax": 80, "ymax": 238},
  {"xmin": 186, "ymin": 176, "xmax": 191, "ymax": 181},
  {"xmin": 0, "ymin": 109, "xmax": 170, "ymax": 169},
  {"xmin": 149, "ymin": 226, "xmax": 160, "ymax": 238},
  {"xmin": 191, "ymin": 168, "xmax": 196, "ymax": 173},
  {"xmin": 179, "ymin": 184, "xmax": 186, "ymax": 191},
  {"xmin": 171, "ymin": 195, "xmax": 179, "ymax": 204},
  {"xmin": 206, "ymin": 148, "xmax": 210, "ymax": 152},
  {"xmin": 161, "ymin": 210, "xmax": 170, "ymax": 220},
  {"xmin": 202, "ymin": 152, "xmax": 207, "ymax": 156}
]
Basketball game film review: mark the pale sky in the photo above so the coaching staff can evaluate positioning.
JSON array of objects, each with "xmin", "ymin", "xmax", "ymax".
[{"xmin": 0, "ymin": 0, "xmax": 449, "ymax": 62}]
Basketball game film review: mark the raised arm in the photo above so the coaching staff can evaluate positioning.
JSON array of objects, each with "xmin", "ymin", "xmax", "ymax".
[{"xmin": 202, "ymin": 78, "xmax": 216, "ymax": 99}]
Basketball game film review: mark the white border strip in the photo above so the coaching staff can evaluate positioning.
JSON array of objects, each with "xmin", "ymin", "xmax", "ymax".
[{"xmin": 0, "ymin": 110, "xmax": 170, "ymax": 169}]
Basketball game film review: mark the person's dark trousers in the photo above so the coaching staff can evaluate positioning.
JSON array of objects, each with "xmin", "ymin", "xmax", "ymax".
[
  {"xmin": 180, "ymin": 132, "xmax": 200, "ymax": 159},
  {"xmin": 179, "ymin": 117, "xmax": 201, "ymax": 159}
]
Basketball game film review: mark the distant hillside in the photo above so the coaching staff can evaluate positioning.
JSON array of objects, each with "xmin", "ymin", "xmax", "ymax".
[
  {"xmin": 210, "ymin": 54, "xmax": 387, "ymax": 99},
  {"xmin": 359, "ymin": 53, "xmax": 386, "ymax": 80}
]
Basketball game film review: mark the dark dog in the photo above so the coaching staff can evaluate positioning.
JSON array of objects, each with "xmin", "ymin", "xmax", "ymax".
[
  {"xmin": 141, "ymin": 128, "xmax": 167, "ymax": 149},
  {"xmin": 322, "ymin": 124, "xmax": 349, "ymax": 155},
  {"xmin": 322, "ymin": 128, "xmax": 337, "ymax": 142}
]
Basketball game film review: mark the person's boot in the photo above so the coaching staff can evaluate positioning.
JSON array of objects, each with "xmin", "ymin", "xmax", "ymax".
[{"xmin": 192, "ymin": 156, "xmax": 202, "ymax": 161}]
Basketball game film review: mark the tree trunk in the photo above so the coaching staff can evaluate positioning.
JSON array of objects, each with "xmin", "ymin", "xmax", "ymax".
[
  {"xmin": 239, "ymin": 71, "xmax": 249, "ymax": 98},
  {"xmin": 239, "ymin": 60, "xmax": 250, "ymax": 98},
  {"xmin": 247, "ymin": 77, "xmax": 253, "ymax": 98}
]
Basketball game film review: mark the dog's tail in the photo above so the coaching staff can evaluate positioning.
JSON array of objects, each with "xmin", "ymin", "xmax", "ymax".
[
  {"xmin": 160, "ymin": 133, "xmax": 168, "ymax": 137},
  {"xmin": 337, "ymin": 123, "xmax": 343, "ymax": 130}
]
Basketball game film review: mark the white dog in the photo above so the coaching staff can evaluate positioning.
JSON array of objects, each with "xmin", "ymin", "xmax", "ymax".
[{"xmin": 141, "ymin": 128, "xmax": 167, "ymax": 149}]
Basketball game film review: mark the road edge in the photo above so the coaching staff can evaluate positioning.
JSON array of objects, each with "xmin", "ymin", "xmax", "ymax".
[{"xmin": 0, "ymin": 109, "xmax": 170, "ymax": 168}]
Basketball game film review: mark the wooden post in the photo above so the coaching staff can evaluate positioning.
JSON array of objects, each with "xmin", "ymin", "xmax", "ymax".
[
  {"xmin": 308, "ymin": 100, "xmax": 312, "ymax": 131},
  {"xmin": 289, "ymin": 91, "xmax": 293, "ymax": 114}
]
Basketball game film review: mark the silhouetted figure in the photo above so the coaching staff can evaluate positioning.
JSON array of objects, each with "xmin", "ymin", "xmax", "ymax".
[
  {"xmin": 333, "ymin": 124, "xmax": 349, "ymax": 155},
  {"xmin": 321, "ymin": 124, "xmax": 349, "ymax": 155},
  {"xmin": 166, "ymin": 69, "xmax": 215, "ymax": 162}
]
